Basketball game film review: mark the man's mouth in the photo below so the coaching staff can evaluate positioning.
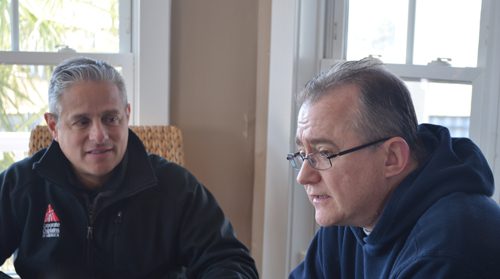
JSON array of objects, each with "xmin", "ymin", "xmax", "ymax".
[
  {"xmin": 310, "ymin": 194, "xmax": 331, "ymax": 204},
  {"xmin": 86, "ymin": 147, "xmax": 112, "ymax": 154}
]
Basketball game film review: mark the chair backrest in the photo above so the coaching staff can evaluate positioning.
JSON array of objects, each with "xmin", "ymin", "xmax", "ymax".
[{"xmin": 28, "ymin": 125, "xmax": 185, "ymax": 166}]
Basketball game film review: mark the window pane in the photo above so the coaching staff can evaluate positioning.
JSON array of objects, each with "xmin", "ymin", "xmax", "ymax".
[
  {"xmin": 0, "ymin": 0, "xmax": 12, "ymax": 50},
  {"xmin": 0, "ymin": 64, "xmax": 50, "ymax": 172},
  {"xmin": 346, "ymin": 0, "xmax": 409, "ymax": 63},
  {"xmin": 406, "ymin": 80, "xmax": 472, "ymax": 137},
  {"xmin": 0, "ymin": 131, "xmax": 30, "ymax": 172},
  {"xmin": 17, "ymin": 0, "xmax": 119, "ymax": 52},
  {"xmin": 0, "ymin": 65, "xmax": 50, "ymax": 132},
  {"xmin": 413, "ymin": 0, "xmax": 482, "ymax": 67}
]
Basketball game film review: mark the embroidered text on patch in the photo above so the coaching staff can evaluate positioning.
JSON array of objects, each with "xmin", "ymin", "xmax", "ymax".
[{"xmin": 42, "ymin": 204, "xmax": 61, "ymax": 238}]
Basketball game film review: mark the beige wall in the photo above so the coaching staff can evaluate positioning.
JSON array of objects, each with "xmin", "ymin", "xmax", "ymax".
[{"xmin": 170, "ymin": 0, "xmax": 259, "ymax": 250}]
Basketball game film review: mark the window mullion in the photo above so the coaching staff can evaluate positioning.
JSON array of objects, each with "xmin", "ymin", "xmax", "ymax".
[
  {"xmin": 0, "ymin": 51, "xmax": 132, "ymax": 66},
  {"xmin": 320, "ymin": 59, "xmax": 479, "ymax": 83},
  {"xmin": 323, "ymin": 0, "xmax": 334, "ymax": 58},
  {"xmin": 330, "ymin": 0, "xmax": 347, "ymax": 60},
  {"xmin": 406, "ymin": 0, "xmax": 416, "ymax": 64},
  {"xmin": 119, "ymin": 0, "xmax": 132, "ymax": 53},
  {"xmin": 10, "ymin": 0, "xmax": 19, "ymax": 51}
]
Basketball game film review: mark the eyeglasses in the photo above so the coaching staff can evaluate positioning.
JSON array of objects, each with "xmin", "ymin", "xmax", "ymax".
[{"xmin": 286, "ymin": 137, "xmax": 390, "ymax": 170}]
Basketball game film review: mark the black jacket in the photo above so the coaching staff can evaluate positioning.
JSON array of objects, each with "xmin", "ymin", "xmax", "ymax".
[{"xmin": 0, "ymin": 130, "xmax": 258, "ymax": 279}]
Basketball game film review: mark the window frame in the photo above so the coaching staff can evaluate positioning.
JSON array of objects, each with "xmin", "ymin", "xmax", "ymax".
[
  {"xmin": 322, "ymin": 0, "xmax": 499, "ymax": 201},
  {"xmin": 0, "ymin": 0, "xmax": 171, "ymax": 126}
]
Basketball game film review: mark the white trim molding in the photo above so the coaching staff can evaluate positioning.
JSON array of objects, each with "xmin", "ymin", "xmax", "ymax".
[
  {"xmin": 132, "ymin": 0, "xmax": 171, "ymax": 125},
  {"xmin": 472, "ymin": 0, "xmax": 500, "ymax": 202},
  {"xmin": 261, "ymin": 0, "xmax": 299, "ymax": 278}
]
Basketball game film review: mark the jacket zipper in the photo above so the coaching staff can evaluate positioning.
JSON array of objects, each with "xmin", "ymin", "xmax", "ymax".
[
  {"xmin": 86, "ymin": 200, "xmax": 96, "ymax": 275},
  {"xmin": 82, "ymin": 181, "xmax": 155, "ymax": 274}
]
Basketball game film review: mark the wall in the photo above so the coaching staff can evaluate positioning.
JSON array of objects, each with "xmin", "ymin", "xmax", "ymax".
[{"xmin": 170, "ymin": 0, "xmax": 258, "ymax": 250}]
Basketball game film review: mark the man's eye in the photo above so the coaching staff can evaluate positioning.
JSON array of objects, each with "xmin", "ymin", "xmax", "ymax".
[
  {"xmin": 73, "ymin": 119, "xmax": 90, "ymax": 127},
  {"xmin": 319, "ymin": 150, "xmax": 333, "ymax": 157},
  {"xmin": 104, "ymin": 115, "xmax": 120, "ymax": 124}
]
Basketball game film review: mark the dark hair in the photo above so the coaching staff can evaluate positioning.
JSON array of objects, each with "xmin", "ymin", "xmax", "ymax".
[
  {"xmin": 48, "ymin": 57, "xmax": 127, "ymax": 117},
  {"xmin": 298, "ymin": 58, "xmax": 421, "ymax": 160}
]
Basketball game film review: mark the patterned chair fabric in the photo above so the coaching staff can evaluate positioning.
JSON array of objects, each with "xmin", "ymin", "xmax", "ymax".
[{"xmin": 28, "ymin": 125, "xmax": 185, "ymax": 166}]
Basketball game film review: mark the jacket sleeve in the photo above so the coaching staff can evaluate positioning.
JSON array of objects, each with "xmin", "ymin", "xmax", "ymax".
[
  {"xmin": 0, "ymin": 168, "xmax": 22, "ymax": 267},
  {"xmin": 176, "ymin": 177, "xmax": 258, "ymax": 279}
]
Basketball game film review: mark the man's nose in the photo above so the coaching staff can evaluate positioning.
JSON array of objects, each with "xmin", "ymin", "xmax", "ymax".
[
  {"xmin": 296, "ymin": 159, "xmax": 321, "ymax": 186},
  {"xmin": 89, "ymin": 121, "xmax": 109, "ymax": 143}
]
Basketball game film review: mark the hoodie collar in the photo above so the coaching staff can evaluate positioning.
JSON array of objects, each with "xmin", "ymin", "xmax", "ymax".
[{"xmin": 356, "ymin": 124, "xmax": 494, "ymax": 247}]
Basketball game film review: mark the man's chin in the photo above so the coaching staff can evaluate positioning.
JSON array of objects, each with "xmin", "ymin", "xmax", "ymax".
[
  {"xmin": 82, "ymin": 167, "xmax": 115, "ymax": 180},
  {"xmin": 315, "ymin": 213, "xmax": 336, "ymax": 227}
]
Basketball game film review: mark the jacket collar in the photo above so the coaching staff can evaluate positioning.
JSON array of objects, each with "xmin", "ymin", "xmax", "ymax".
[{"xmin": 33, "ymin": 129, "xmax": 158, "ymax": 197}]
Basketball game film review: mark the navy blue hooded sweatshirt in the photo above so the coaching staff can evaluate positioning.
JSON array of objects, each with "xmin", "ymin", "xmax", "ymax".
[{"xmin": 290, "ymin": 124, "xmax": 500, "ymax": 279}]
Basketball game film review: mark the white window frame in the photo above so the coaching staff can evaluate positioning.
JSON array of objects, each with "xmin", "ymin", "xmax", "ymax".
[
  {"xmin": 132, "ymin": 0, "xmax": 171, "ymax": 125},
  {"xmin": 261, "ymin": 0, "xmax": 323, "ymax": 278},
  {"xmin": 261, "ymin": 0, "xmax": 500, "ymax": 278},
  {"xmin": 321, "ymin": 0, "xmax": 500, "ymax": 201},
  {"xmin": 0, "ymin": 0, "xmax": 171, "ymax": 125}
]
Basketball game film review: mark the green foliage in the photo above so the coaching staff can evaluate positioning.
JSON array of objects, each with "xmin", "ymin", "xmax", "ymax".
[
  {"xmin": 0, "ymin": 1, "xmax": 61, "ymax": 133},
  {"xmin": 1, "ymin": 0, "xmax": 119, "ymax": 134},
  {"xmin": 0, "ymin": 64, "xmax": 49, "ymax": 132},
  {"xmin": 0, "ymin": 152, "xmax": 16, "ymax": 172},
  {"xmin": 0, "ymin": 0, "xmax": 11, "ymax": 50}
]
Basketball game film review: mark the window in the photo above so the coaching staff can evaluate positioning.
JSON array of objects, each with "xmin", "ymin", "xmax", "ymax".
[
  {"xmin": 0, "ymin": 0, "xmax": 132, "ymax": 173},
  {"xmin": 344, "ymin": 0, "xmax": 481, "ymax": 67},
  {"xmin": 319, "ymin": 0, "xmax": 500, "ymax": 203},
  {"xmin": 319, "ymin": 1, "xmax": 500, "ymax": 197},
  {"xmin": 1, "ymin": 1, "xmax": 123, "ymax": 53},
  {"xmin": 324, "ymin": 0, "xmax": 482, "ymax": 137},
  {"xmin": 323, "ymin": 0, "xmax": 500, "ymax": 195},
  {"xmin": 428, "ymin": 116, "xmax": 470, "ymax": 137}
]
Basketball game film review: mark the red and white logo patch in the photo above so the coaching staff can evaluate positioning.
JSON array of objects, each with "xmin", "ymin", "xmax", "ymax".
[{"xmin": 42, "ymin": 204, "xmax": 61, "ymax": 238}]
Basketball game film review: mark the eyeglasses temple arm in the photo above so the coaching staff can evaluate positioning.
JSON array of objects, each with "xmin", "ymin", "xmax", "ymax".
[{"xmin": 329, "ymin": 137, "xmax": 391, "ymax": 158}]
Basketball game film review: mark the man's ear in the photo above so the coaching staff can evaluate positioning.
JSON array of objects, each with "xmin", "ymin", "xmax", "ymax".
[
  {"xmin": 125, "ymin": 103, "xmax": 131, "ymax": 123},
  {"xmin": 44, "ymin": 113, "xmax": 59, "ymax": 141},
  {"xmin": 382, "ymin": 137, "xmax": 412, "ymax": 178}
]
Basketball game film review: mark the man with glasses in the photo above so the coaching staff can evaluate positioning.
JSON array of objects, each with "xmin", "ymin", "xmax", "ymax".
[{"xmin": 288, "ymin": 58, "xmax": 500, "ymax": 278}]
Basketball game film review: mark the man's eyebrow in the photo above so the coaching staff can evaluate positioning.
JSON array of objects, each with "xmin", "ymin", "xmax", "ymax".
[
  {"xmin": 68, "ymin": 109, "xmax": 122, "ymax": 119},
  {"xmin": 101, "ymin": 109, "xmax": 121, "ymax": 115},
  {"xmin": 295, "ymin": 137, "xmax": 338, "ymax": 147},
  {"xmin": 69, "ymin": 113, "xmax": 89, "ymax": 120}
]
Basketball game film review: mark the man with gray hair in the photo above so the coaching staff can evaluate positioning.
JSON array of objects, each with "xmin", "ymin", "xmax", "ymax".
[
  {"xmin": 0, "ymin": 57, "xmax": 258, "ymax": 278},
  {"xmin": 288, "ymin": 58, "xmax": 500, "ymax": 278}
]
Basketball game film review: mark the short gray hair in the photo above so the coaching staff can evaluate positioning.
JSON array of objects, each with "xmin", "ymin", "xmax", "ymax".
[
  {"xmin": 298, "ymin": 58, "xmax": 421, "ymax": 160},
  {"xmin": 48, "ymin": 57, "xmax": 127, "ymax": 116}
]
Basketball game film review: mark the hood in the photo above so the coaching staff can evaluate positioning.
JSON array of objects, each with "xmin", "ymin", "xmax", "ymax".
[{"xmin": 358, "ymin": 124, "xmax": 494, "ymax": 246}]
